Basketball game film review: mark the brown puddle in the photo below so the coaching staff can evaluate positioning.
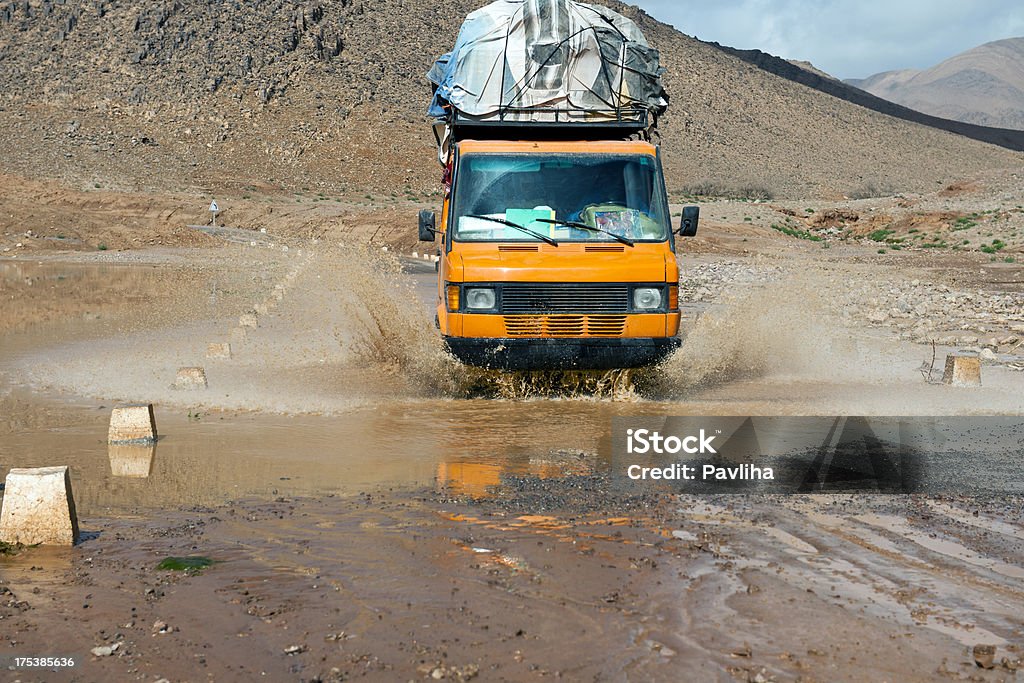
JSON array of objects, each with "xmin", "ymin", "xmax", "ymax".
[{"xmin": 3, "ymin": 252, "xmax": 1024, "ymax": 517}]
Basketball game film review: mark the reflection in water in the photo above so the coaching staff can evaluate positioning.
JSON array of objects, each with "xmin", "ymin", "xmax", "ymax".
[
  {"xmin": 108, "ymin": 443, "xmax": 156, "ymax": 478},
  {"xmin": 1, "ymin": 399, "xmax": 621, "ymax": 515}
]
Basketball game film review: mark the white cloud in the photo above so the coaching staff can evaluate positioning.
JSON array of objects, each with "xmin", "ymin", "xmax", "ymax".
[{"xmin": 634, "ymin": 0, "xmax": 1024, "ymax": 78}]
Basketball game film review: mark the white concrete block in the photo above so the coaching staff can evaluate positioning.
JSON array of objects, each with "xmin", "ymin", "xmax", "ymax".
[
  {"xmin": 0, "ymin": 466, "xmax": 79, "ymax": 546},
  {"xmin": 173, "ymin": 366, "xmax": 208, "ymax": 390},
  {"xmin": 206, "ymin": 342, "xmax": 232, "ymax": 360},
  {"xmin": 108, "ymin": 404, "xmax": 157, "ymax": 443},
  {"xmin": 943, "ymin": 353, "xmax": 981, "ymax": 387},
  {"xmin": 239, "ymin": 312, "xmax": 259, "ymax": 328}
]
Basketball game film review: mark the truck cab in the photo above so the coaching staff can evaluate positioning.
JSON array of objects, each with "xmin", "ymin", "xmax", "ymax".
[{"xmin": 419, "ymin": 136, "xmax": 698, "ymax": 370}]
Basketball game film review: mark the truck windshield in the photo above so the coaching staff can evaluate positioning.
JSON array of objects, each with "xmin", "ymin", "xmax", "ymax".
[{"xmin": 451, "ymin": 153, "xmax": 670, "ymax": 243}]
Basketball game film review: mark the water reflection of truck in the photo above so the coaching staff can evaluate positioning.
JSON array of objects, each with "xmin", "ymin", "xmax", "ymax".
[{"xmin": 419, "ymin": 0, "xmax": 698, "ymax": 371}]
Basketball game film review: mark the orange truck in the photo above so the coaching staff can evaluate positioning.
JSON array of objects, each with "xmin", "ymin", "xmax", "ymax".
[
  {"xmin": 418, "ymin": 117, "xmax": 699, "ymax": 370},
  {"xmin": 421, "ymin": 0, "xmax": 697, "ymax": 370}
]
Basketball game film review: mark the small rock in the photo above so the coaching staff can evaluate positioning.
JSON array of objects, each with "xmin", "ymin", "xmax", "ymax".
[
  {"xmin": 91, "ymin": 643, "xmax": 119, "ymax": 657},
  {"xmin": 284, "ymin": 644, "xmax": 306, "ymax": 655},
  {"xmin": 973, "ymin": 644, "xmax": 997, "ymax": 669},
  {"xmin": 980, "ymin": 348, "xmax": 997, "ymax": 362},
  {"xmin": 152, "ymin": 620, "xmax": 170, "ymax": 634}
]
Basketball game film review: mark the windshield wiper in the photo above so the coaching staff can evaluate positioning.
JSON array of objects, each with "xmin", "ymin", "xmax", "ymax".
[
  {"xmin": 535, "ymin": 218, "xmax": 634, "ymax": 247},
  {"xmin": 465, "ymin": 214, "xmax": 559, "ymax": 246}
]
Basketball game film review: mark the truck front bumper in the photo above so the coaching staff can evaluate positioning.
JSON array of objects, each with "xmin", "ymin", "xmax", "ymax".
[{"xmin": 443, "ymin": 336, "xmax": 681, "ymax": 370}]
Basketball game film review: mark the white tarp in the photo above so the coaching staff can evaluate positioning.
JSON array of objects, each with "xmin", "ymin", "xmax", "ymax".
[{"xmin": 427, "ymin": 0, "xmax": 667, "ymax": 124}]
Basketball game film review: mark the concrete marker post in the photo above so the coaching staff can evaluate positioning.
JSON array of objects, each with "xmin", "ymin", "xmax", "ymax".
[
  {"xmin": 943, "ymin": 352, "xmax": 982, "ymax": 387},
  {"xmin": 207, "ymin": 342, "xmax": 232, "ymax": 360},
  {"xmin": 0, "ymin": 466, "xmax": 80, "ymax": 546},
  {"xmin": 108, "ymin": 404, "xmax": 157, "ymax": 443},
  {"xmin": 173, "ymin": 366, "xmax": 208, "ymax": 390}
]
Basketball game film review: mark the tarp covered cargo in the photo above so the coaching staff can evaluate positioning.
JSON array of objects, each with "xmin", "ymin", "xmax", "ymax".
[{"xmin": 427, "ymin": 0, "xmax": 668, "ymax": 129}]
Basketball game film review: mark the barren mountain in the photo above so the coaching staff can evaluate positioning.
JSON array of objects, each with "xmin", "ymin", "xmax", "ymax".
[
  {"xmin": 0, "ymin": 1, "xmax": 1020, "ymax": 200},
  {"xmin": 847, "ymin": 38, "xmax": 1024, "ymax": 131}
]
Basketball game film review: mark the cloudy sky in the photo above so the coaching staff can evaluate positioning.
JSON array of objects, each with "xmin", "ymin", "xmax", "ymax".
[{"xmin": 633, "ymin": 0, "xmax": 1024, "ymax": 79}]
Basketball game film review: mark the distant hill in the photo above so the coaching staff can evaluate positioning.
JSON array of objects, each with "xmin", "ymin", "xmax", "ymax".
[
  {"xmin": 846, "ymin": 37, "xmax": 1024, "ymax": 131},
  {"xmin": 0, "ymin": 1, "xmax": 1020, "ymax": 200},
  {"xmin": 708, "ymin": 42, "xmax": 1024, "ymax": 152}
]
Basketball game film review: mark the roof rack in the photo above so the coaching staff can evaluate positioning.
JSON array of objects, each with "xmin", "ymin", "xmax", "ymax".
[{"xmin": 437, "ymin": 107, "xmax": 653, "ymax": 144}]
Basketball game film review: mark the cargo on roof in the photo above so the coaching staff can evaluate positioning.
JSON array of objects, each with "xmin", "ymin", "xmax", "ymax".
[{"xmin": 426, "ymin": 0, "xmax": 668, "ymax": 132}]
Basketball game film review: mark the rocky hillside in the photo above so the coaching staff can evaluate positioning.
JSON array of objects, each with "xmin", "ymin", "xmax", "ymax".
[
  {"xmin": 0, "ymin": 0, "xmax": 1020, "ymax": 199},
  {"xmin": 848, "ymin": 38, "xmax": 1024, "ymax": 131}
]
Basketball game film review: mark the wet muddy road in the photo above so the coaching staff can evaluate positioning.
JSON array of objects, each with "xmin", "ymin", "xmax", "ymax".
[{"xmin": 1, "ymin": 244, "xmax": 1023, "ymax": 681}]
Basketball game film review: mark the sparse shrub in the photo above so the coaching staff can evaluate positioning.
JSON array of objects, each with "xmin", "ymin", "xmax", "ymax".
[
  {"xmin": 848, "ymin": 181, "xmax": 895, "ymax": 200},
  {"xmin": 678, "ymin": 180, "xmax": 773, "ymax": 201},
  {"xmin": 867, "ymin": 229, "xmax": 894, "ymax": 242}
]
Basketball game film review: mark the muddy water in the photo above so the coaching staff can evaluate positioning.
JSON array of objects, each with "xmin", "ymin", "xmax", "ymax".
[
  {"xmin": 3, "ymin": 249, "xmax": 1024, "ymax": 682},
  {"xmin": 2, "ymin": 248, "xmax": 1024, "ymax": 516}
]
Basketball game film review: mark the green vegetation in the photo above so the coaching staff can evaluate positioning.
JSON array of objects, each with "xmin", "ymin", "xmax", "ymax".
[
  {"xmin": 953, "ymin": 216, "xmax": 977, "ymax": 231},
  {"xmin": 1005, "ymin": 257, "xmax": 1016, "ymax": 264},
  {"xmin": 157, "ymin": 556, "xmax": 216, "ymax": 573},
  {"xmin": 0, "ymin": 540, "xmax": 34, "ymax": 556},
  {"xmin": 97, "ymin": 244, "xmax": 108, "ymax": 251},
  {"xmin": 771, "ymin": 223, "xmax": 822, "ymax": 241},
  {"xmin": 867, "ymin": 229, "xmax": 895, "ymax": 242},
  {"xmin": 980, "ymin": 240, "xmax": 1007, "ymax": 254}
]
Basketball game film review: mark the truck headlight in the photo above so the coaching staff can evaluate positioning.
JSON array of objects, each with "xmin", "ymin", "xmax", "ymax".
[
  {"xmin": 633, "ymin": 287, "xmax": 662, "ymax": 310},
  {"xmin": 465, "ymin": 287, "xmax": 496, "ymax": 310}
]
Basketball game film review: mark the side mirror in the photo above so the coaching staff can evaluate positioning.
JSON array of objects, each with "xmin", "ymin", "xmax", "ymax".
[
  {"xmin": 418, "ymin": 210, "xmax": 437, "ymax": 241},
  {"xmin": 678, "ymin": 205, "xmax": 699, "ymax": 237}
]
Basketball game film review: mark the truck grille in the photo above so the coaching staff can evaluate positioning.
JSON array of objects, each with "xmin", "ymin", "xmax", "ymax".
[
  {"xmin": 500, "ymin": 283, "xmax": 630, "ymax": 314},
  {"xmin": 503, "ymin": 315, "xmax": 627, "ymax": 337}
]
